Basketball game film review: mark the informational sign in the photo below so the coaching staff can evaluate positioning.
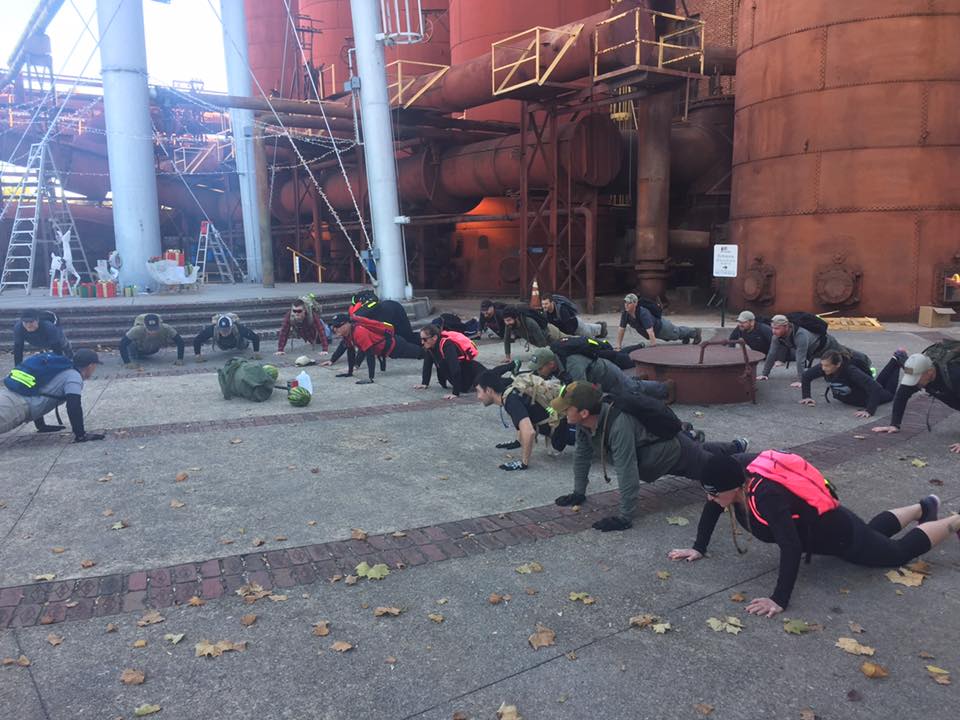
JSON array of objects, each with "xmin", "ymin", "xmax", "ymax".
[{"xmin": 713, "ymin": 244, "xmax": 739, "ymax": 278}]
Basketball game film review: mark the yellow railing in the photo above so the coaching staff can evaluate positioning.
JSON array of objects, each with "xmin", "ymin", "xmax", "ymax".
[
  {"xmin": 594, "ymin": 7, "xmax": 705, "ymax": 81},
  {"xmin": 490, "ymin": 24, "xmax": 583, "ymax": 97},
  {"xmin": 386, "ymin": 60, "xmax": 450, "ymax": 109},
  {"xmin": 318, "ymin": 64, "xmax": 337, "ymax": 99},
  {"xmin": 287, "ymin": 246, "xmax": 324, "ymax": 284}
]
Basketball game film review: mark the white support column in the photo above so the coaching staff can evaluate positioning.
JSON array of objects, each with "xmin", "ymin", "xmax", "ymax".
[
  {"xmin": 96, "ymin": 0, "xmax": 162, "ymax": 290},
  {"xmin": 220, "ymin": 0, "xmax": 262, "ymax": 282},
  {"xmin": 349, "ymin": 0, "xmax": 409, "ymax": 300}
]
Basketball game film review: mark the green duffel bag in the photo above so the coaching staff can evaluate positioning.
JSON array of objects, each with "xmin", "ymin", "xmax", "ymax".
[{"xmin": 218, "ymin": 358, "xmax": 274, "ymax": 402}]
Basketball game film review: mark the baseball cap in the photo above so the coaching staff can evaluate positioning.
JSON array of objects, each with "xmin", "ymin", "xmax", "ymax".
[
  {"xmin": 328, "ymin": 313, "xmax": 350, "ymax": 327},
  {"xmin": 623, "ymin": 293, "xmax": 639, "ymax": 304},
  {"xmin": 528, "ymin": 348, "xmax": 557, "ymax": 371},
  {"xmin": 72, "ymin": 349, "xmax": 101, "ymax": 369},
  {"xmin": 900, "ymin": 354, "xmax": 933, "ymax": 386},
  {"xmin": 549, "ymin": 381, "xmax": 602, "ymax": 414},
  {"xmin": 217, "ymin": 315, "xmax": 233, "ymax": 330},
  {"xmin": 143, "ymin": 313, "xmax": 161, "ymax": 330},
  {"xmin": 770, "ymin": 314, "xmax": 789, "ymax": 327},
  {"xmin": 737, "ymin": 310, "xmax": 755, "ymax": 322}
]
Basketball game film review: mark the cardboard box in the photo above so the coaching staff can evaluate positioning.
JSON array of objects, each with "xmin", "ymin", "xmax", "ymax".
[{"xmin": 918, "ymin": 306, "xmax": 955, "ymax": 327}]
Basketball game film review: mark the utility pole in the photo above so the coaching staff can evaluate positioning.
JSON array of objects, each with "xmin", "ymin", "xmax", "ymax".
[
  {"xmin": 349, "ymin": 0, "xmax": 410, "ymax": 300},
  {"xmin": 96, "ymin": 0, "xmax": 162, "ymax": 290},
  {"xmin": 220, "ymin": 0, "xmax": 263, "ymax": 282}
]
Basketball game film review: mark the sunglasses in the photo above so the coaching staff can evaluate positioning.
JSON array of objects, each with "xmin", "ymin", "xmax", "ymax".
[{"xmin": 291, "ymin": 309, "xmax": 304, "ymax": 314}]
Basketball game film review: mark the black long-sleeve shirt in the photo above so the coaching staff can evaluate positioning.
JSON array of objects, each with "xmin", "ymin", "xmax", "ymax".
[
  {"xmin": 801, "ymin": 361, "xmax": 888, "ymax": 415},
  {"xmin": 13, "ymin": 320, "xmax": 70, "ymax": 365},
  {"xmin": 544, "ymin": 301, "xmax": 579, "ymax": 335},
  {"xmin": 193, "ymin": 323, "xmax": 261, "ymax": 355},
  {"xmin": 889, "ymin": 363, "xmax": 960, "ymax": 427},
  {"xmin": 692, "ymin": 482, "xmax": 853, "ymax": 609},
  {"xmin": 421, "ymin": 342, "xmax": 472, "ymax": 395},
  {"xmin": 119, "ymin": 332, "xmax": 185, "ymax": 363},
  {"xmin": 728, "ymin": 323, "xmax": 772, "ymax": 355}
]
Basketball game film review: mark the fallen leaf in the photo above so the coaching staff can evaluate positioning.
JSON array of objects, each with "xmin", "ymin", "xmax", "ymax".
[
  {"xmin": 39, "ymin": 614, "xmax": 54, "ymax": 625},
  {"xmin": 330, "ymin": 641, "xmax": 353, "ymax": 653},
  {"xmin": 102, "ymin": 508, "xmax": 114, "ymax": 517},
  {"xmin": 730, "ymin": 592, "xmax": 746, "ymax": 603},
  {"xmin": 926, "ymin": 665, "xmax": 951, "ymax": 685},
  {"xmin": 274, "ymin": 535, "xmax": 288, "ymax": 542},
  {"xmin": 386, "ymin": 656, "xmax": 398, "ymax": 665},
  {"xmin": 133, "ymin": 704, "xmax": 161, "ymax": 717},
  {"xmin": 194, "ymin": 639, "xmax": 247, "ymax": 657},
  {"xmin": 428, "ymin": 613, "xmax": 445, "ymax": 624},
  {"xmin": 929, "ymin": 478, "xmax": 944, "ymax": 486},
  {"xmin": 836, "ymin": 637, "xmax": 875, "ymax": 656},
  {"xmin": 391, "ymin": 531, "xmax": 407, "ymax": 538},
  {"xmin": 374, "ymin": 607, "xmax": 403, "ymax": 617},
  {"xmin": 528, "ymin": 623, "xmax": 556, "ymax": 650},
  {"xmin": 46, "ymin": 633, "xmax": 63, "ymax": 646},
  {"xmin": 136, "ymin": 610, "xmax": 164, "ymax": 627},
  {"xmin": 355, "ymin": 562, "xmax": 389, "ymax": 580},
  {"xmin": 666, "ymin": 516, "xmax": 689, "ymax": 526},
  {"xmin": 34, "ymin": 573, "xmax": 56, "ymax": 582},
  {"xmin": 910, "ymin": 458, "xmax": 928, "ymax": 468},
  {"xmin": 629, "ymin": 614, "xmax": 657, "ymax": 629},
  {"xmin": 919, "ymin": 650, "xmax": 935, "ymax": 659},
  {"xmin": 175, "ymin": 471, "xmax": 188, "ymax": 482},
  {"xmin": 187, "ymin": 596, "xmax": 205, "ymax": 607},
  {"xmin": 51, "ymin": 547, "xmax": 66, "ymax": 554},
  {"xmin": 436, "ymin": 598, "xmax": 448, "ymax": 605},
  {"xmin": 97, "ymin": 472, "xmax": 114, "ymax": 483},
  {"xmin": 132, "ymin": 639, "xmax": 147, "ymax": 648},
  {"xmin": 846, "ymin": 689, "xmax": 863, "ymax": 702},
  {"xmin": 230, "ymin": 438, "xmax": 242, "ymax": 444},
  {"xmin": 351, "ymin": 528, "xmax": 368, "ymax": 540},
  {"xmin": 169, "ymin": 499, "xmax": 186, "ymax": 509},
  {"xmin": 120, "ymin": 668, "xmax": 145, "ymax": 685},
  {"xmin": 17, "ymin": 655, "xmax": 31, "ymax": 667},
  {"xmin": 885, "ymin": 568, "xmax": 924, "ymax": 587},
  {"xmin": 307, "ymin": 520, "xmax": 317, "ymax": 526},
  {"xmin": 656, "ymin": 570, "xmax": 670, "ymax": 580},
  {"xmin": 489, "ymin": 593, "xmax": 505, "ymax": 605},
  {"xmin": 252, "ymin": 537, "xmax": 266, "ymax": 547},
  {"xmin": 783, "ymin": 618, "xmax": 813, "ymax": 635},
  {"xmin": 111, "ymin": 520, "xmax": 128, "ymax": 530},
  {"xmin": 707, "ymin": 617, "xmax": 743, "ymax": 635},
  {"xmin": 106, "ymin": 623, "xmax": 118, "ymax": 633},
  {"xmin": 236, "ymin": 583, "xmax": 272, "ymax": 603},
  {"xmin": 652, "ymin": 622, "xmax": 672, "ymax": 634},
  {"xmin": 220, "ymin": 539, "xmax": 234, "ymax": 545},
  {"xmin": 330, "ymin": 574, "xmax": 343, "ymax": 583},
  {"xmin": 799, "ymin": 709, "xmax": 817, "ymax": 720},
  {"xmin": 568, "ymin": 592, "xmax": 595, "ymax": 605},
  {"xmin": 853, "ymin": 434, "xmax": 867, "ymax": 440},
  {"xmin": 312, "ymin": 621, "xmax": 331, "ymax": 637},
  {"xmin": 525, "ymin": 588, "xmax": 538, "ymax": 596},
  {"xmin": 497, "ymin": 703, "xmax": 522, "ymax": 720},
  {"xmin": 694, "ymin": 703, "xmax": 714, "ymax": 716},
  {"xmin": 164, "ymin": 633, "xmax": 184, "ymax": 644},
  {"xmin": 515, "ymin": 561, "xmax": 543, "ymax": 574},
  {"xmin": 570, "ymin": 505, "xmax": 580, "ymax": 513},
  {"xmin": 268, "ymin": 594, "xmax": 287, "ymax": 602},
  {"xmin": 931, "ymin": 673, "xmax": 951, "ymax": 686},
  {"xmin": 565, "ymin": 651, "xmax": 577, "ymax": 660},
  {"xmin": 240, "ymin": 614, "xmax": 257, "ymax": 627},
  {"xmin": 65, "ymin": 601, "xmax": 77, "ymax": 609},
  {"xmin": 906, "ymin": 560, "xmax": 932, "ymax": 575},
  {"xmin": 848, "ymin": 622, "xmax": 865, "ymax": 634},
  {"xmin": 345, "ymin": 575, "xmax": 358, "ymax": 585},
  {"xmin": 80, "ymin": 559, "xmax": 96, "ymax": 569},
  {"xmin": 861, "ymin": 661, "xmax": 889, "ymax": 679}
]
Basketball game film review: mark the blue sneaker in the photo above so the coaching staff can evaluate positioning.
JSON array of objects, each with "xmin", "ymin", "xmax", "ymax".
[
  {"xmin": 919, "ymin": 494, "xmax": 940, "ymax": 525},
  {"xmin": 734, "ymin": 437, "xmax": 750, "ymax": 454}
]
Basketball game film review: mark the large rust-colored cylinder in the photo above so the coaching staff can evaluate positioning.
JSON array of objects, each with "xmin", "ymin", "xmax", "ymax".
[
  {"xmin": 729, "ymin": 0, "xmax": 960, "ymax": 319},
  {"xmin": 244, "ymin": 0, "xmax": 300, "ymax": 97},
  {"xmin": 634, "ymin": 92, "xmax": 673, "ymax": 298}
]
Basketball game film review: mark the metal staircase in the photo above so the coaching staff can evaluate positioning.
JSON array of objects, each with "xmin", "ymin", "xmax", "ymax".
[
  {"xmin": 194, "ymin": 220, "xmax": 244, "ymax": 283},
  {"xmin": 0, "ymin": 142, "xmax": 93, "ymax": 294}
]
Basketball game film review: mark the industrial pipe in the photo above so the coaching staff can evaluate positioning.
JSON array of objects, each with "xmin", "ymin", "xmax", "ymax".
[
  {"xmin": 634, "ymin": 91, "xmax": 672, "ymax": 298},
  {"xmin": 0, "ymin": 0, "xmax": 65, "ymax": 92}
]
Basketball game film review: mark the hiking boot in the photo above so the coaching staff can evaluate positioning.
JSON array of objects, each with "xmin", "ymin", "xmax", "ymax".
[
  {"xmin": 919, "ymin": 494, "xmax": 940, "ymax": 524},
  {"xmin": 693, "ymin": 328, "xmax": 703, "ymax": 345},
  {"xmin": 734, "ymin": 437, "xmax": 750, "ymax": 454},
  {"xmin": 663, "ymin": 379, "xmax": 677, "ymax": 405},
  {"xmin": 598, "ymin": 321, "xmax": 608, "ymax": 339}
]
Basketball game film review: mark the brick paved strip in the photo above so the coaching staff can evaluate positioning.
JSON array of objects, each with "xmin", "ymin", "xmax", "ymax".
[{"xmin": 0, "ymin": 404, "xmax": 951, "ymax": 629}]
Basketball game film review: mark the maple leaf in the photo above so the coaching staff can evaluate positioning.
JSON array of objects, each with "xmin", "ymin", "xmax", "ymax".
[
  {"xmin": 330, "ymin": 641, "xmax": 353, "ymax": 653},
  {"xmin": 783, "ymin": 619, "xmax": 813, "ymax": 635},
  {"xmin": 515, "ymin": 561, "xmax": 544, "ymax": 574},
  {"xmin": 568, "ymin": 592, "xmax": 596, "ymax": 605},
  {"xmin": 848, "ymin": 622, "xmax": 865, "ymax": 634},
  {"xmin": 120, "ymin": 668, "xmax": 145, "ymax": 685},
  {"xmin": 240, "ymin": 614, "xmax": 257, "ymax": 627},
  {"xmin": 132, "ymin": 640, "xmax": 147, "ymax": 648},
  {"xmin": 926, "ymin": 665, "xmax": 951, "ymax": 685},
  {"xmin": 164, "ymin": 633, "xmax": 184, "ymax": 645},
  {"xmin": 428, "ymin": 613, "xmax": 445, "ymax": 624},
  {"xmin": 133, "ymin": 704, "xmax": 161, "ymax": 717},
  {"xmin": 312, "ymin": 621, "xmax": 331, "ymax": 637},
  {"xmin": 137, "ymin": 610, "xmax": 164, "ymax": 627},
  {"xmin": 46, "ymin": 633, "xmax": 63, "ymax": 646},
  {"xmin": 528, "ymin": 623, "xmax": 556, "ymax": 650},
  {"xmin": 489, "ymin": 593, "xmax": 504, "ymax": 605},
  {"xmin": 187, "ymin": 596, "xmax": 205, "ymax": 607},
  {"xmin": 799, "ymin": 709, "xmax": 817, "ymax": 720},
  {"xmin": 652, "ymin": 622, "xmax": 672, "ymax": 634},
  {"xmin": 252, "ymin": 537, "xmax": 266, "ymax": 547},
  {"xmin": 860, "ymin": 661, "xmax": 889, "ymax": 679},
  {"xmin": 345, "ymin": 575, "xmax": 358, "ymax": 585},
  {"xmin": 910, "ymin": 458, "xmax": 928, "ymax": 468},
  {"xmin": 656, "ymin": 570, "xmax": 670, "ymax": 580},
  {"xmin": 374, "ymin": 607, "xmax": 403, "ymax": 617},
  {"xmin": 835, "ymin": 637, "xmax": 875, "ymax": 656},
  {"xmin": 105, "ymin": 623, "xmax": 118, "ymax": 633},
  {"xmin": 694, "ymin": 703, "xmax": 714, "ymax": 716},
  {"xmin": 707, "ymin": 617, "xmax": 742, "ymax": 635},
  {"xmin": 497, "ymin": 702, "xmax": 522, "ymax": 720},
  {"xmin": 170, "ymin": 499, "xmax": 186, "ymax": 509},
  {"xmin": 885, "ymin": 568, "xmax": 924, "ymax": 587},
  {"xmin": 195, "ymin": 639, "xmax": 247, "ymax": 658},
  {"xmin": 666, "ymin": 516, "xmax": 689, "ymax": 526},
  {"xmin": 80, "ymin": 560, "xmax": 96, "ymax": 569},
  {"xmin": 629, "ymin": 614, "xmax": 657, "ymax": 628},
  {"xmin": 906, "ymin": 560, "xmax": 932, "ymax": 575},
  {"xmin": 111, "ymin": 520, "xmax": 128, "ymax": 530},
  {"xmin": 34, "ymin": 573, "xmax": 56, "ymax": 582},
  {"xmin": 351, "ymin": 528, "xmax": 368, "ymax": 540},
  {"xmin": 729, "ymin": 592, "xmax": 746, "ymax": 603},
  {"xmin": 175, "ymin": 471, "xmax": 188, "ymax": 482}
]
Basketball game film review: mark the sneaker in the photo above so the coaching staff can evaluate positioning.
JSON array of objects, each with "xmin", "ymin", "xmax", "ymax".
[
  {"xmin": 918, "ymin": 494, "xmax": 940, "ymax": 524},
  {"xmin": 693, "ymin": 328, "xmax": 703, "ymax": 345},
  {"xmin": 598, "ymin": 320, "xmax": 608, "ymax": 339},
  {"xmin": 734, "ymin": 437, "xmax": 750, "ymax": 454}
]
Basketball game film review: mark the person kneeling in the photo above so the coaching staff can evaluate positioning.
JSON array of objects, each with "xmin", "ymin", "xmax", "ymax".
[
  {"xmin": 414, "ymin": 325, "xmax": 485, "ymax": 399},
  {"xmin": 668, "ymin": 452, "xmax": 959, "ymax": 617}
]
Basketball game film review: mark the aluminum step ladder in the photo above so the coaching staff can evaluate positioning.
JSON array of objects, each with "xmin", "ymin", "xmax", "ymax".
[
  {"xmin": 194, "ymin": 220, "xmax": 243, "ymax": 283},
  {"xmin": 0, "ymin": 142, "xmax": 93, "ymax": 294}
]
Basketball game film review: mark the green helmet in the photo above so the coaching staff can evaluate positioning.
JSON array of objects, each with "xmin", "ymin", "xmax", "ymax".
[{"xmin": 288, "ymin": 386, "xmax": 312, "ymax": 407}]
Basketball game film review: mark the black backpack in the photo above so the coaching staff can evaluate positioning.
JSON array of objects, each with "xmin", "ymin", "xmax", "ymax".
[
  {"xmin": 520, "ymin": 307, "xmax": 549, "ymax": 331},
  {"xmin": 637, "ymin": 297, "xmax": 663, "ymax": 319},
  {"xmin": 604, "ymin": 392, "xmax": 682, "ymax": 440},
  {"xmin": 786, "ymin": 312, "xmax": 828, "ymax": 337},
  {"xmin": 550, "ymin": 294, "xmax": 580, "ymax": 316},
  {"xmin": 551, "ymin": 336, "xmax": 634, "ymax": 370}
]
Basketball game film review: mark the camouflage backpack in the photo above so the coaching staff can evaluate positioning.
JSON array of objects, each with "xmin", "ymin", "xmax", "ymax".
[
  {"xmin": 217, "ymin": 358, "xmax": 275, "ymax": 402},
  {"xmin": 503, "ymin": 373, "xmax": 562, "ymax": 430}
]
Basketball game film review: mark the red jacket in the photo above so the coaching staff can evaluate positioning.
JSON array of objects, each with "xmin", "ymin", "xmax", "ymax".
[
  {"xmin": 348, "ymin": 324, "xmax": 394, "ymax": 356},
  {"xmin": 277, "ymin": 311, "xmax": 329, "ymax": 352}
]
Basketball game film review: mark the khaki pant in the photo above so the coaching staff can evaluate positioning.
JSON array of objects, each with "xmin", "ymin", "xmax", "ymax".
[{"xmin": 0, "ymin": 391, "xmax": 31, "ymax": 435}]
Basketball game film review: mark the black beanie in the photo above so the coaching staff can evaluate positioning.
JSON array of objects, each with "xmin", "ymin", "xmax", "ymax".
[{"xmin": 700, "ymin": 454, "xmax": 746, "ymax": 495}]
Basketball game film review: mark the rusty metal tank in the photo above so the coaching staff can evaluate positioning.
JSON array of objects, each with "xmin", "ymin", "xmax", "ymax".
[
  {"xmin": 244, "ymin": 0, "xmax": 301, "ymax": 97},
  {"xmin": 728, "ymin": 0, "xmax": 960, "ymax": 320}
]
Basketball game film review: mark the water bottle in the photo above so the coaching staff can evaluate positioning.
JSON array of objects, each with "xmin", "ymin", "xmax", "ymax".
[{"xmin": 296, "ymin": 370, "xmax": 313, "ymax": 395}]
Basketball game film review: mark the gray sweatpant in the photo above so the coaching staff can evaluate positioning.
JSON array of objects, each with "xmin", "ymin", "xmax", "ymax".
[{"xmin": 0, "ymin": 391, "xmax": 31, "ymax": 435}]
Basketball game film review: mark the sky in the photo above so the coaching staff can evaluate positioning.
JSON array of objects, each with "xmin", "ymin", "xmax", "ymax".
[{"xmin": 0, "ymin": 0, "xmax": 229, "ymax": 91}]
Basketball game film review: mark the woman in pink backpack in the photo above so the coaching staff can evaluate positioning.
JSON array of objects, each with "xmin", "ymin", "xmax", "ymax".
[{"xmin": 668, "ymin": 451, "xmax": 960, "ymax": 617}]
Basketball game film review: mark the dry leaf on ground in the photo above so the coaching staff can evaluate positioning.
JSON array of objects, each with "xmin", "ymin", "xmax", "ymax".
[
  {"xmin": 312, "ymin": 621, "xmax": 331, "ymax": 637},
  {"xmin": 886, "ymin": 568, "xmax": 925, "ymax": 587},
  {"xmin": 240, "ymin": 614, "xmax": 257, "ymax": 627},
  {"xmin": 783, "ymin": 619, "xmax": 813, "ymax": 635},
  {"xmin": 105, "ymin": 623, "xmax": 118, "ymax": 633},
  {"xmin": 630, "ymin": 614, "xmax": 657, "ymax": 629},
  {"xmin": 33, "ymin": 573, "xmax": 55, "ymax": 582},
  {"xmin": 497, "ymin": 702, "xmax": 522, "ymax": 720},
  {"xmin": 729, "ymin": 592, "xmax": 746, "ymax": 603},
  {"xmin": 568, "ymin": 592, "xmax": 595, "ymax": 605},
  {"xmin": 351, "ymin": 528, "xmax": 368, "ymax": 540},
  {"xmin": 799, "ymin": 709, "xmax": 817, "ymax": 720},
  {"xmin": 906, "ymin": 560, "xmax": 933, "ymax": 575},
  {"xmin": 489, "ymin": 593, "xmax": 505, "ymax": 605},
  {"xmin": 111, "ymin": 520, "xmax": 128, "ymax": 530},
  {"xmin": 528, "ymin": 624, "xmax": 556, "ymax": 650},
  {"xmin": 46, "ymin": 633, "xmax": 63, "ymax": 646},
  {"xmin": 428, "ymin": 613, "xmax": 445, "ymax": 624},
  {"xmin": 344, "ymin": 575, "xmax": 358, "ymax": 585},
  {"xmin": 656, "ymin": 570, "xmax": 670, "ymax": 580},
  {"xmin": 926, "ymin": 665, "xmax": 951, "ymax": 685},
  {"xmin": 80, "ymin": 559, "xmax": 96, "ymax": 569},
  {"xmin": 515, "ymin": 561, "xmax": 543, "ymax": 574},
  {"xmin": 694, "ymin": 703, "xmax": 714, "ymax": 716},
  {"xmin": 252, "ymin": 537, "xmax": 266, "ymax": 547},
  {"xmin": 132, "ymin": 640, "xmax": 147, "ymax": 648},
  {"xmin": 170, "ymin": 499, "xmax": 186, "ymax": 509},
  {"xmin": 195, "ymin": 639, "xmax": 247, "ymax": 658},
  {"xmin": 391, "ymin": 531, "xmax": 407, "ymax": 538},
  {"xmin": 835, "ymin": 637, "xmax": 875, "ymax": 656},
  {"xmin": 236, "ymin": 583, "xmax": 272, "ymax": 603},
  {"xmin": 330, "ymin": 641, "xmax": 353, "ymax": 653},
  {"xmin": 136, "ymin": 610, "xmax": 164, "ymax": 627},
  {"xmin": 133, "ymin": 704, "xmax": 161, "ymax": 717},
  {"xmin": 164, "ymin": 633, "xmax": 184, "ymax": 644},
  {"xmin": 187, "ymin": 596, "xmax": 205, "ymax": 607},
  {"xmin": 51, "ymin": 547, "xmax": 65, "ymax": 554},
  {"xmin": 386, "ymin": 656, "xmax": 398, "ymax": 664},
  {"xmin": 707, "ymin": 617, "xmax": 743, "ymax": 635},
  {"xmin": 666, "ymin": 516, "xmax": 689, "ymax": 526},
  {"xmin": 374, "ymin": 607, "xmax": 403, "ymax": 617},
  {"xmin": 861, "ymin": 661, "xmax": 889, "ymax": 679},
  {"xmin": 120, "ymin": 668, "xmax": 145, "ymax": 685},
  {"xmin": 848, "ymin": 622, "xmax": 865, "ymax": 634},
  {"xmin": 175, "ymin": 471, "xmax": 188, "ymax": 482}
]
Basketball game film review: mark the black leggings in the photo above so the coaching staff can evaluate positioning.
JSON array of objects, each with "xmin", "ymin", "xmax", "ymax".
[
  {"xmin": 360, "ymin": 334, "xmax": 423, "ymax": 380},
  {"xmin": 840, "ymin": 507, "xmax": 932, "ymax": 567}
]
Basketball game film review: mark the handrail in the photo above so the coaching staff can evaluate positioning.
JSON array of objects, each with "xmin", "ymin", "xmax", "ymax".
[
  {"xmin": 490, "ymin": 25, "xmax": 582, "ymax": 97},
  {"xmin": 286, "ymin": 245, "xmax": 324, "ymax": 283}
]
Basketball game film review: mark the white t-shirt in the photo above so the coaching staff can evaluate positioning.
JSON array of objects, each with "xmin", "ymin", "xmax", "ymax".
[{"xmin": 26, "ymin": 369, "xmax": 84, "ymax": 421}]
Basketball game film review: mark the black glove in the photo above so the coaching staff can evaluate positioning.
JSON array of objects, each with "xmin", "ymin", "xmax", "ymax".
[
  {"xmin": 555, "ymin": 492, "xmax": 586, "ymax": 507},
  {"xmin": 498, "ymin": 460, "xmax": 528, "ymax": 471},
  {"xmin": 335, "ymin": 372, "xmax": 353, "ymax": 378},
  {"xmin": 496, "ymin": 440, "xmax": 521, "ymax": 450},
  {"xmin": 74, "ymin": 433, "xmax": 106, "ymax": 443},
  {"xmin": 37, "ymin": 424, "xmax": 66, "ymax": 433},
  {"xmin": 592, "ymin": 516, "xmax": 632, "ymax": 532},
  {"xmin": 355, "ymin": 378, "xmax": 374, "ymax": 385}
]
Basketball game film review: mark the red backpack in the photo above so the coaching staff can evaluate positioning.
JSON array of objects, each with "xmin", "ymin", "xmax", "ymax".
[
  {"xmin": 349, "ymin": 313, "xmax": 394, "ymax": 354},
  {"xmin": 439, "ymin": 331, "xmax": 478, "ymax": 361},
  {"xmin": 745, "ymin": 451, "xmax": 839, "ymax": 526}
]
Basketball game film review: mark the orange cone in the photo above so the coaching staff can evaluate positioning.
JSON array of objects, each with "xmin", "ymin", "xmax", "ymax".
[{"xmin": 529, "ymin": 277, "xmax": 542, "ymax": 310}]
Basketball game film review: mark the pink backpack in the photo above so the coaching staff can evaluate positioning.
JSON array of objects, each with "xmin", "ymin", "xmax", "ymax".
[{"xmin": 745, "ymin": 451, "xmax": 839, "ymax": 526}]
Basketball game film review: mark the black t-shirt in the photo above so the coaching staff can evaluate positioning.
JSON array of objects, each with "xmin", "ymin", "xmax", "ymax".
[
  {"xmin": 504, "ymin": 391, "xmax": 549, "ymax": 429},
  {"xmin": 619, "ymin": 308, "xmax": 658, "ymax": 334}
]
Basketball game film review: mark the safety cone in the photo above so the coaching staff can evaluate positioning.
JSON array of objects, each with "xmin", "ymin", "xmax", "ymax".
[{"xmin": 529, "ymin": 277, "xmax": 542, "ymax": 310}]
